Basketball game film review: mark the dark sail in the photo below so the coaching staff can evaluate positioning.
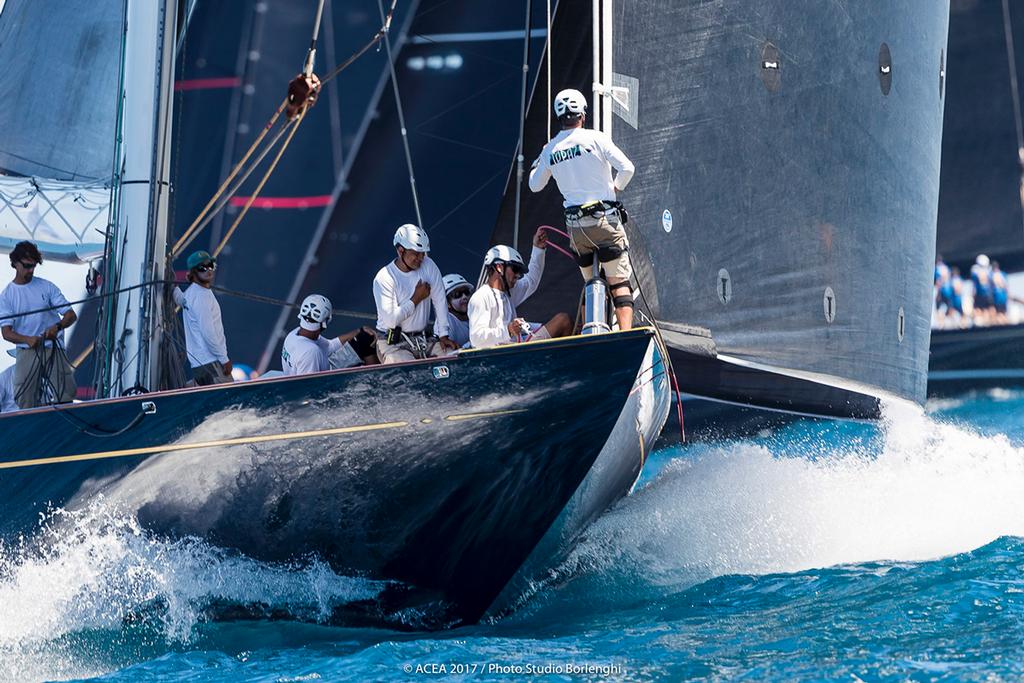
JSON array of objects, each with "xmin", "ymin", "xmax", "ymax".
[
  {"xmin": 501, "ymin": 1, "xmax": 949, "ymax": 405},
  {"xmin": 937, "ymin": 0, "xmax": 1024, "ymax": 272},
  {"xmin": 170, "ymin": 0, "xmax": 413, "ymax": 369},
  {"xmin": 276, "ymin": 0, "xmax": 549, "ymax": 370}
]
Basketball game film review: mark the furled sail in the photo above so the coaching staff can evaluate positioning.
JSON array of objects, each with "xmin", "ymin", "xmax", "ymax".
[
  {"xmin": 0, "ymin": 0, "xmax": 122, "ymax": 262},
  {"xmin": 937, "ymin": 0, "xmax": 1024, "ymax": 272}
]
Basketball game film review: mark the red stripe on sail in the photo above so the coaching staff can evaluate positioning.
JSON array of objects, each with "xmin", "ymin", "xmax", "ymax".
[
  {"xmin": 228, "ymin": 196, "xmax": 333, "ymax": 209},
  {"xmin": 174, "ymin": 77, "xmax": 242, "ymax": 91}
]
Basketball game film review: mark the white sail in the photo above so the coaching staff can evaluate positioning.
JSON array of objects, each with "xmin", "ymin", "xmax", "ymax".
[{"xmin": 0, "ymin": 177, "xmax": 109, "ymax": 263}]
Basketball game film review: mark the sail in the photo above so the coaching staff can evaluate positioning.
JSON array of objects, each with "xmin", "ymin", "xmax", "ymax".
[
  {"xmin": 499, "ymin": 1, "xmax": 949, "ymax": 405},
  {"xmin": 937, "ymin": 0, "xmax": 1024, "ymax": 272},
  {"xmin": 0, "ymin": 0, "xmax": 122, "ymax": 262},
  {"xmin": 170, "ymin": 0, "xmax": 416, "ymax": 370}
]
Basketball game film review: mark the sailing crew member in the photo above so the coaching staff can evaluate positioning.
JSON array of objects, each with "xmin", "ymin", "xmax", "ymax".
[
  {"xmin": 282, "ymin": 294, "xmax": 343, "ymax": 375},
  {"xmin": 0, "ymin": 364, "xmax": 17, "ymax": 413},
  {"xmin": 0, "ymin": 241, "xmax": 77, "ymax": 408},
  {"xmin": 442, "ymin": 274, "xmax": 474, "ymax": 348},
  {"xmin": 468, "ymin": 229, "xmax": 572, "ymax": 349},
  {"xmin": 528, "ymin": 88, "xmax": 636, "ymax": 331},
  {"xmin": 373, "ymin": 224, "xmax": 457, "ymax": 363},
  {"xmin": 172, "ymin": 250, "xmax": 233, "ymax": 385}
]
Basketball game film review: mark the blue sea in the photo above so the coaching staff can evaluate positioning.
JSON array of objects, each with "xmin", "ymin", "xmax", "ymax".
[{"xmin": 2, "ymin": 391, "xmax": 1022, "ymax": 682}]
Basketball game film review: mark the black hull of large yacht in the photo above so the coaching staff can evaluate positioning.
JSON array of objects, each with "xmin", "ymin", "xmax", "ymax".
[
  {"xmin": 0, "ymin": 329, "xmax": 669, "ymax": 627},
  {"xmin": 928, "ymin": 324, "xmax": 1024, "ymax": 396}
]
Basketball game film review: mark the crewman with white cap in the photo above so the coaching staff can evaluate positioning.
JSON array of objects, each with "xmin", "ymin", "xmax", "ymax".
[
  {"xmin": 528, "ymin": 87, "xmax": 637, "ymax": 330},
  {"xmin": 372, "ymin": 223, "xmax": 457, "ymax": 363},
  {"xmin": 442, "ymin": 273, "xmax": 474, "ymax": 348}
]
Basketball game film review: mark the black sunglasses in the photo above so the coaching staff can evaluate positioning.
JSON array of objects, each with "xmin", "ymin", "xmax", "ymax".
[
  {"xmin": 18, "ymin": 261, "xmax": 37, "ymax": 269},
  {"xmin": 195, "ymin": 263, "xmax": 216, "ymax": 273}
]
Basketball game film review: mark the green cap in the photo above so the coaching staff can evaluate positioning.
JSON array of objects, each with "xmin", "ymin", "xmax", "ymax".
[{"xmin": 186, "ymin": 250, "xmax": 215, "ymax": 270}]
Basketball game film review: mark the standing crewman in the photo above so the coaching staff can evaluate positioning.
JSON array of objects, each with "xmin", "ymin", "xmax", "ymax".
[
  {"xmin": 372, "ymin": 224, "xmax": 457, "ymax": 363},
  {"xmin": 173, "ymin": 250, "xmax": 233, "ymax": 385},
  {"xmin": 0, "ymin": 241, "xmax": 77, "ymax": 408},
  {"xmin": 528, "ymin": 88, "xmax": 636, "ymax": 330}
]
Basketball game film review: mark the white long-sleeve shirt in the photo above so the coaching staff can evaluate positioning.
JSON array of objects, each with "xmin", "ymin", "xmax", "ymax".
[
  {"xmin": 173, "ymin": 284, "xmax": 228, "ymax": 368},
  {"xmin": 468, "ymin": 246, "xmax": 546, "ymax": 348},
  {"xmin": 528, "ymin": 127, "xmax": 634, "ymax": 206},
  {"xmin": 372, "ymin": 256, "xmax": 449, "ymax": 338}
]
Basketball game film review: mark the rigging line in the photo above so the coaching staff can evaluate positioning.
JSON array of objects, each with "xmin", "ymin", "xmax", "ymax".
[
  {"xmin": 413, "ymin": 130, "xmax": 513, "ymax": 158},
  {"xmin": 411, "ymin": 72, "xmax": 519, "ymax": 131},
  {"xmin": 304, "ymin": 0, "xmax": 327, "ymax": 76},
  {"xmin": 170, "ymin": 99, "xmax": 288, "ymax": 256},
  {"xmin": 546, "ymin": 0, "xmax": 552, "ymax": 141},
  {"xmin": 1002, "ymin": 0, "xmax": 1024, "ymax": 227},
  {"xmin": 378, "ymin": 0, "xmax": 423, "ymax": 228},
  {"xmin": 172, "ymin": 115, "xmax": 293, "ymax": 258},
  {"xmin": 512, "ymin": 0, "xmax": 534, "ymax": 250},
  {"xmin": 1003, "ymin": 0, "xmax": 1024, "ymax": 155},
  {"xmin": 213, "ymin": 115, "xmax": 306, "ymax": 258},
  {"xmin": 320, "ymin": 0, "xmax": 398, "ymax": 86}
]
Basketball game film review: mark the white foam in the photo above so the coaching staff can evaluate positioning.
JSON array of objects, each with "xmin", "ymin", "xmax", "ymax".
[
  {"xmin": 558, "ymin": 399, "xmax": 1024, "ymax": 590},
  {"xmin": 0, "ymin": 502, "xmax": 383, "ymax": 682}
]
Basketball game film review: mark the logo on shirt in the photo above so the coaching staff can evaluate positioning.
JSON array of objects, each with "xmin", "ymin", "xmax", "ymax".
[{"xmin": 549, "ymin": 144, "xmax": 584, "ymax": 165}]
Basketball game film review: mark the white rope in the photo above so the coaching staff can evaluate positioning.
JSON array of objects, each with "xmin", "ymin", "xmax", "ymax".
[{"xmin": 378, "ymin": 0, "xmax": 423, "ymax": 228}]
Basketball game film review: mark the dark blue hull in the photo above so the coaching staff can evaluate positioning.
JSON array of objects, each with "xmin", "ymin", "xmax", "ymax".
[
  {"xmin": 928, "ymin": 324, "xmax": 1024, "ymax": 396},
  {"xmin": 0, "ymin": 329, "xmax": 668, "ymax": 627}
]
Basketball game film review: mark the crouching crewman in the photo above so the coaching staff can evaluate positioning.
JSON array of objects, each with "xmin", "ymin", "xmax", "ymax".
[{"xmin": 468, "ymin": 228, "xmax": 571, "ymax": 349}]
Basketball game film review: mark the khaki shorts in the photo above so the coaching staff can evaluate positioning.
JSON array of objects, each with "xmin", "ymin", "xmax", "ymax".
[
  {"xmin": 376, "ymin": 335, "xmax": 450, "ymax": 364},
  {"xmin": 567, "ymin": 214, "xmax": 633, "ymax": 281},
  {"xmin": 13, "ymin": 345, "xmax": 77, "ymax": 408}
]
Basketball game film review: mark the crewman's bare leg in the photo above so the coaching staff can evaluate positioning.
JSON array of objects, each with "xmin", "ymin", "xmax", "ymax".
[{"xmin": 608, "ymin": 278, "xmax": 633, "ymax": 331}]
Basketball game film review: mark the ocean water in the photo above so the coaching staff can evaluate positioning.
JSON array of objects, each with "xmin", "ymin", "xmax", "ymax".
[{"xmin": 1, "ymin": 391, "xmax": 1022, "ymax": 682}]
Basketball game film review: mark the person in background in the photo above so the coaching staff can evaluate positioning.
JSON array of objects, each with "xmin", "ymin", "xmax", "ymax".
[
  {"xmin": 951, "ymin": 266, "xmax": 967, "ymax": 328},
  {"xmin": 0, "ymin": 241, "xmax": 77, "ymax": 408},
  {"xmin": 971, "ymin": 254, "xmax": 995, "ymax": 326},
  {"xmin": 992, "ymin": 260, "xmax": 1010, "ymax": 325},
  {"xmin": 172, "ymin": 250, "xmax": 232, "ymax": 385},
  {"xmin": 372, "ymin": 224, "xmax": 457, "ymax": 363},
  {"xmin": 468, "ymin": 228, "xmax": 572, "ymax": 349},
  {"xmin": 442, "ymin": 274, "xmax": 474, "ymax": 348},
  {"xmin": 0, "ymin": 364, "xmax": 17, "ymax": 413}
]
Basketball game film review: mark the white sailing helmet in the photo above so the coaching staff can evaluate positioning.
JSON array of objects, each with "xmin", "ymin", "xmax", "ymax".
[
  {"xmin": 553, "ymin": 88, "xmax": 587, "ymax": 117},
  {"xmin": 393, "ymin": 223, "xmax": 431, "ymax": 252},
  {"xmin": 976, "ymin": 254, "xmax": 990, "ymax": 267},
  {"xmin": 443, "ymin": 273, "xmax": 474, "ymax": 297},
  {"xmin": 484, "ymin": 245, "xmax": 528, "ymax": 274},
  {"xmin": 298, "ymin": 294, "xmax": 333, "ymax": 331}
]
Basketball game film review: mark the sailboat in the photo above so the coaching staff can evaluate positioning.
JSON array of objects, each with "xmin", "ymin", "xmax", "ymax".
[
  {"xmin": 0, "ymin": 0, "xmax": 669, "ymax": 627},
  {"xmin": 493, "ymin": 0, "xmax": 950, "ymax": 436},
  {"xmin": 929, "ymin": 0, "xmax": 1024, "ymax": 396}
]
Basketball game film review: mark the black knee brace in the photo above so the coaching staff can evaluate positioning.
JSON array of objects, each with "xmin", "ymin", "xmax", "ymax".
[{"xmin": 610, "ymin": 281, "xmax": 634, "ymax": 309}]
